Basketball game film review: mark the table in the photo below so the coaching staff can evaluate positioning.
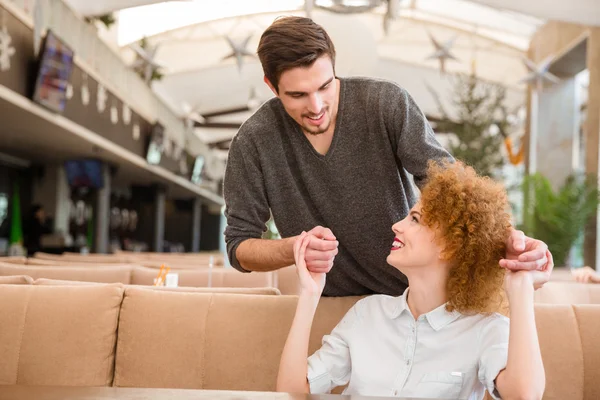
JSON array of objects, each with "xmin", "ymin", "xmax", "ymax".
[{"xmin": 0, "ymin": 386, "xmax": 439, "ymax": 400}]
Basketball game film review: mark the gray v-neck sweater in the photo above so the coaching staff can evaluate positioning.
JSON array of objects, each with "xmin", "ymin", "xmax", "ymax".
[{"xmin": 224, "ymin": 77, "xmax": 452, "ymax": 296}]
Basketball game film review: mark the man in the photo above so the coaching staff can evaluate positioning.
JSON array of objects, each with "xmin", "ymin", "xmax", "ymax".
[{"xmin": 223, "ymin": 16, "xmax": 552, "ymax": 296}]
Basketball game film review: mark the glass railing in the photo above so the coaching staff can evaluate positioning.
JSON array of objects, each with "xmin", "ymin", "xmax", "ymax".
[{"xmin": 3, "ymin": 0, "xmax": 187, "ymax": 148}]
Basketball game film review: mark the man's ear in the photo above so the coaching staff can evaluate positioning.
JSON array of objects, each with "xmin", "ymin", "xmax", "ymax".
[{"xmin": 264, "ymin": 76, "xmax": 278, "ymax": 97}]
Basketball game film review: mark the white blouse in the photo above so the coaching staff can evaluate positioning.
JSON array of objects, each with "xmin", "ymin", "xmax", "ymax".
[{"xmin": 307, "ymin": 290, "xmax": 509, "ymax": 399}]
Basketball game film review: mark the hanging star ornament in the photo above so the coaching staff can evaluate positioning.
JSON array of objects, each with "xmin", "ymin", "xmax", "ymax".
[
  {"xmin": 0, "ymin": 26, "xmax": 16, "ymax": 72},
  {"xmin": 182, "ymin": 102, "xmax": 205, "ymax": 128},
  {"xmin": 130, "ymin": 37, "xmax": 164, "ymax": 84},
  {"xmin": 222, "ymin": 34, "xmax": 256, "ymax": 73},
  {"xmin": 110, "ymin": 105, "xmax": 119, "ymax": 125},
  {"xmin": 425, "ymin": 32, "xmax": 459, "ymax": 74},
  {"xmin": 122, "ymin": 104, "xmax": 131, "ymax": 125},
  {"xmin": 383, "ymin": 0, "xmax": 400, "ymax": 36},
  {"xmin": 132, "ymin": 123, "xmax": 140, "ymax": 141},
  {"xmin": 65, "ymin": 83, "xmax": 74, "ymax": 99},
  {"xmin": 304, "ymin": 0, "xmax": 314, "ymax": 18},
  {"xmin": 519, "ymin": 55, "xmax": 560, "ymax": 91},
  {"xmin": 97, "ymin": 84, "xmax": 107, "ymax": 113},
  {"xmin": 81, "ymin": 73, "xmax": 90, "ymax": 106}
]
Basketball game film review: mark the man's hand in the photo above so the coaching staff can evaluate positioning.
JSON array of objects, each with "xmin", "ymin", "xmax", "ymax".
[
  {"xmin": 302, "ymin": 226, "xmax": 338, "ymax": 274},
  {"xmin": 499, "ymin": 228, "xmax": 554, "ymax": 290}
]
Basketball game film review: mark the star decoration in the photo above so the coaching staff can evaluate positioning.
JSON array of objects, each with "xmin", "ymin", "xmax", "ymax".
[
  {"xmin": 163, "ymin": 138, "xmax": 172, "ymax": 157},
  {"xmin": 81, "ymin": 73, "xmax": 90, "ymax": 105},
  {"xmin": 305, "ymin": 0, "xmax": 314, "ymax": 18},
  {"xmin": 173, "ymin": 144, "xmax": 183, "ymax": 160},
  {"xmin": 519, "ymin": 55, "xmax": 560, "ymax": 90},
  {"xmin": 179, "ymin": 158, "xmax": 188, "ymax": 176},
  {"xmin": 122, "ymin": 104, "xmax": 132, "ymax": 125},
  {"xmin": 97, "ymin": 84, "xmax": 107, "ymax": 113},
  {"xmin": 182, "ymin": 102, "xmax": 204, "ymax": 128},
  {"xmin": 425, "ymin": 32, "xmax": 459, "ymax": 74},
  {"xmin": 65, "ymin": 83, "xmax": 74, "ymax": 99},
  {"xmin": 247, "ymin": 86, "xmax": 261, "ymax": 110},
  {"xmin": 81, "ymin": 84, "xmax": 90, "ymax": 105},
  {"xmin": 110, "ymin": 105, "xmax": 119, "ymax": 124},
  {"xmin": 222, "ymin": 35, "xmax": 256, "ymax": 73},
  {"xmin": 383, "ymin": 0, "xmax": 400, "ymax": 36},
  {"xmin": 132, "ymin": 124, "xmax": 140, "ymax": 141},
  {"xmin": 33, "ymin": 1, "xmax": 43, "ymax": 56},
  {"xmin": 130, "ymin": 37, "xmax": 164, "ymax": 84},
  {"xmin": 0, "ymin": 26, "xmax": 16, "ymax": 72}
]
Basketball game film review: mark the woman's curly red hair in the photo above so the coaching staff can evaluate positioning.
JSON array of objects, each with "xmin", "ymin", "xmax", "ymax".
[{"xmin": 420, "ymin": 160, "xmax": 511, "ymax": 314}]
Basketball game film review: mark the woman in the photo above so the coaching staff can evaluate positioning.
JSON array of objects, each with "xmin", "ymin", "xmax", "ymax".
[{"xmin": 277, "ymin": 161, "xmax": 548, "ymax": 400}]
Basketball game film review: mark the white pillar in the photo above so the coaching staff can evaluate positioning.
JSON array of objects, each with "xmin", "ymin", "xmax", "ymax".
[
  {"xmin": 54, "ymin": 165, "xmax": 70, "ymax": 234},
  {"xmin": 153, "ymin": 189, "xmax": 166, "ymax": 252},
  {"xmin": 94, "ymin": 164, "xmax": 111, "ymax": 254},
  {"xmin": 191, "ymin": 197, "xmax": 202, "ymax": 253}
]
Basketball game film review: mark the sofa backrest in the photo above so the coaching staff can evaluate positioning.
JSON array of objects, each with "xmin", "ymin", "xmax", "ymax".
[
  {"xmin": 0, "ymin": 284, "xmax": 124, "ymax": 386},
  {"xmin": 0, "ymin": 256, "xmax": 28, "ymax": 264},
  {"xmin": 40, "ymin": 253, "xmax": 129, "ymax": 264},
  {"xmin": 32, "ymin": 278, "xmax": 281, "ymax": 295},
  {"xmin": 130, "ymin": 266, "xmax": 275, "ymax": 288},
  {"xmin": 0, "ymin": 275, "xmax": 33, "ymax": 284},
  {"xmin": 275, "ymin": 266, "xmax": 300, "ymax": 295},
  {"xmin": 534, "ymin": 282, "xmax": 600, "ymax": 304},
  {"xmin": 0, "ymin": 263, "xmax": 132, "ymax": 284},
  {"xmin": 25, "ymin": 258, "xmax": 133, "ymax": 268}
]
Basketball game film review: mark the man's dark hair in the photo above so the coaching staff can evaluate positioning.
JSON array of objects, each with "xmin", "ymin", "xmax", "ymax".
[{"xmin": 257, "ymin": 16, "xmax": 336, "ymax": 91}]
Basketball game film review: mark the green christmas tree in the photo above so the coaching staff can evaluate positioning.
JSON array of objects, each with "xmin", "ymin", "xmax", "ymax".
[{"xmin": 429, "ymin": 74, "xmax": 510, "ymax": 179}]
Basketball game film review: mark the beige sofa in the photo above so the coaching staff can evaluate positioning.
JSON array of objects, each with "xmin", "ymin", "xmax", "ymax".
[
  {"xmin": 0, "ymin": 263, "xmax": 300, "ymax": 294},
  {"xmin": 0, "ymin": 282, "xmax": 598, "ymax": 400}
]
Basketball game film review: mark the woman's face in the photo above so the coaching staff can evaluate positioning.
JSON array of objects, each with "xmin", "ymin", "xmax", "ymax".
[{"xmin": 386, "ymin": 203, "xmax": 442, "ymax": 272}]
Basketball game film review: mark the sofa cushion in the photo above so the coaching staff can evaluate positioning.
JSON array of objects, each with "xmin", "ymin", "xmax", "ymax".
[
  {"xmin": 573, "ymin": 305, "xmax": 600, "ymax": 400},
  {"xmin": 114, "ymin": 288, "xmax": 215, "ymax": 389},
  {"xmin": 115, "ymin": 289, "xmax": 295, "ymax": 390},
  {"xmin": 0, "ymin": 284, "xmax": 124, "ymax": 386},
  {"xmin": 0, "ymin": 275, "xmax": 33, "ymax": 284},
  {"xmin": 534, "ymin": 304, "xmax": 584, "ymax": 400},
  {"xmin": 0, "ymin": 263, "xmax": 132, "ymax": 284},
  {"xmin": 202, "ymin": 294, "xmax": 298, "ymax": 391}
]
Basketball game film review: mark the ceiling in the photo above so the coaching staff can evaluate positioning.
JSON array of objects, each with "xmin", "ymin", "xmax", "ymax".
[
  {"xmin": 60, "ymin": 0, "xmax": 598, "ymax": 150},
  {"xmin": 63, "ymin": 0, "xmax": 600, "ymax": 26}
]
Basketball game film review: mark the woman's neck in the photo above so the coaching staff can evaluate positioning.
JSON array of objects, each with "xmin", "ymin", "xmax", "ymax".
[{"xmin": 406, "ymin": 270, "xmax": 449, "ymax": 320}]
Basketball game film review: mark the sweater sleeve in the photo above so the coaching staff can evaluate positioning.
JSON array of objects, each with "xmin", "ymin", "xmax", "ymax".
[
  {"xmin": 223, "ymin": 129, "xmax": 271, "ymax": 272},
  {"xmin": 383, "ymin": 84, "xmax": 454, "ymax": 189}
]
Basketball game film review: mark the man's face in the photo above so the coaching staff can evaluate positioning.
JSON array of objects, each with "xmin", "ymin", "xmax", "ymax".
[{"xmin": 266, "ymin": 56, "xmax": 338, "ymax": 136}]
